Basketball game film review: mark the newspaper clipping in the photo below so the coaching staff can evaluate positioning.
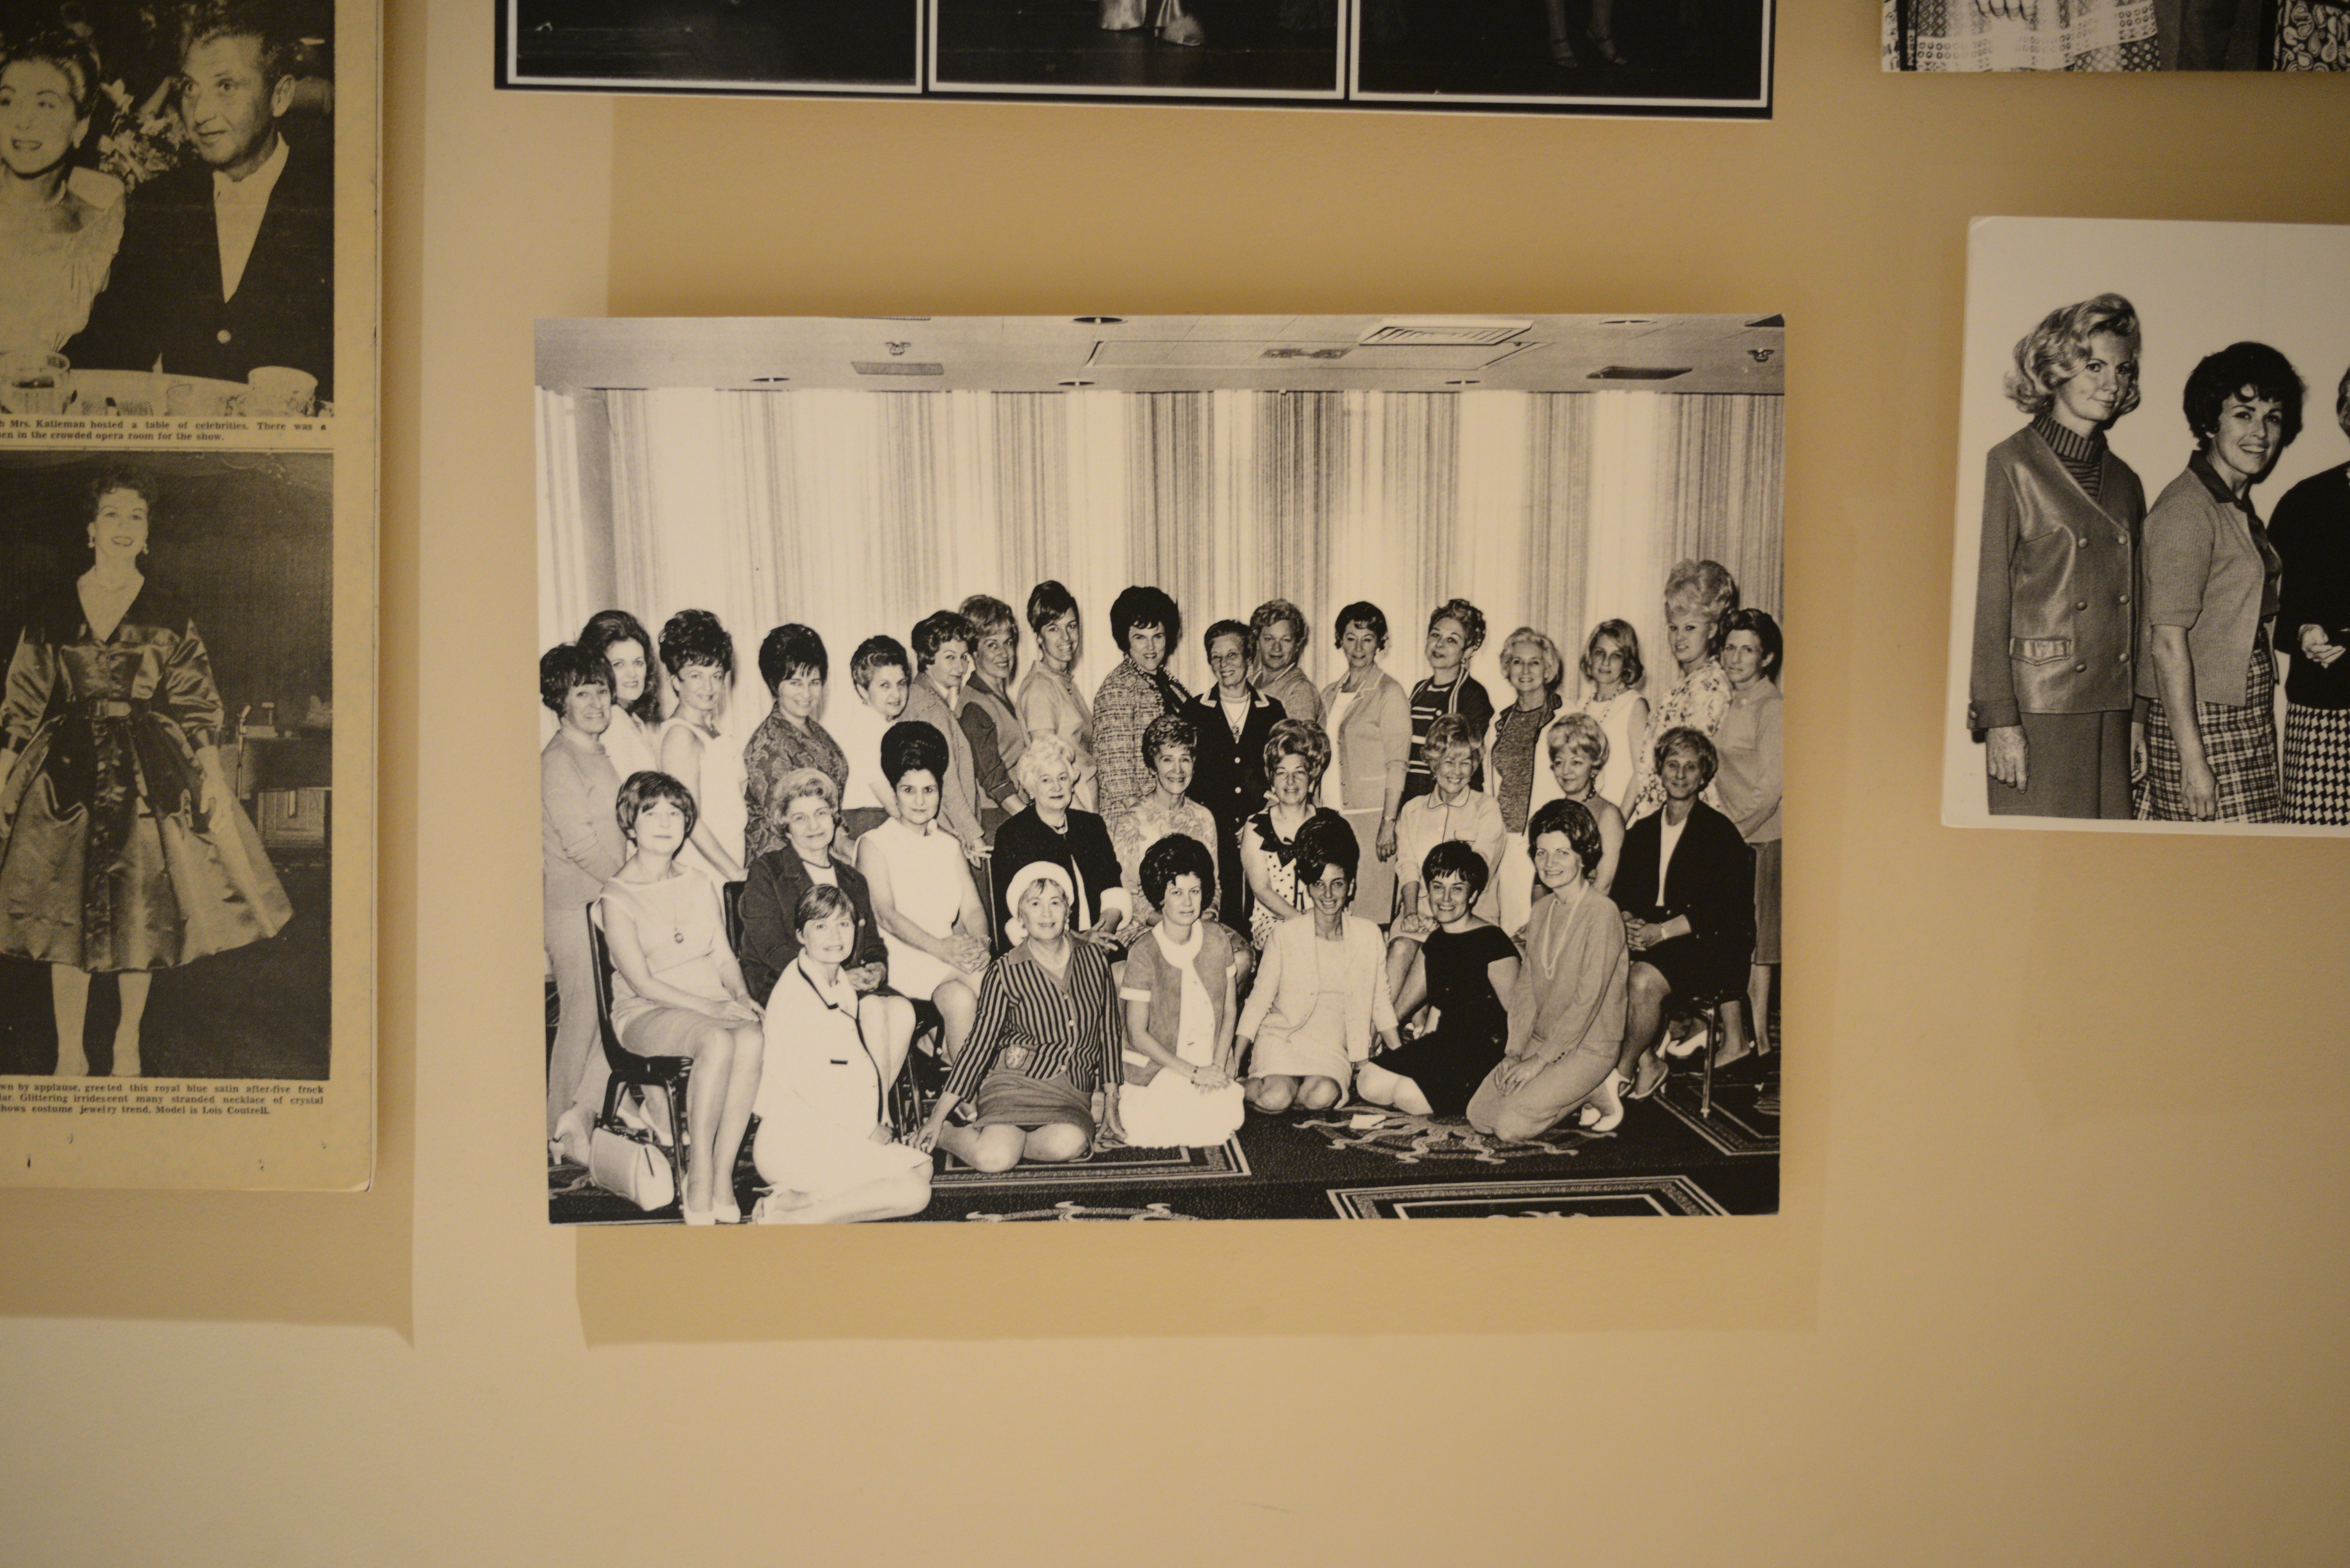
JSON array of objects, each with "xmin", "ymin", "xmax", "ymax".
[{"xmin": 0, "ymin": 0, "xmax": 375, "ymax": 1190}]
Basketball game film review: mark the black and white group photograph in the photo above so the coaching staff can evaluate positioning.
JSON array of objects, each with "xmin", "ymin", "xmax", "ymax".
[
  {"xmin": 0, "ymin": 0, "xmax": 338, "ymax": 412},
  {"xmin": 0, "ymin": 451, "xmax": 332, "ymax": 1082},
  {"xmin": 538, "ymin": 313, "xmax": 1784, "ymax": 1225},
  {"xmin": 496, "ymin": 0, "xmax": 1773, "ymax": 115},
  {"xmin": 1944, "ymin": 219, "xmax": 2350, "ymax": 834},
  {"xmin": 1885, "ymin": 0, "xmax": 2347, "ymax": 70}
]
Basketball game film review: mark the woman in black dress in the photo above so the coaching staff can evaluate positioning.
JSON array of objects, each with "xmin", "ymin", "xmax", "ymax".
[{"xmin": 1354, "ymin": 841, "xmax": 1520, "ymax": 1120}]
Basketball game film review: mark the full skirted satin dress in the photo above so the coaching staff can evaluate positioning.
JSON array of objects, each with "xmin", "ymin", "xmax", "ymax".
[{"xmin": 0, "ymin": 583, "xmax": 291, "ymax": 972}]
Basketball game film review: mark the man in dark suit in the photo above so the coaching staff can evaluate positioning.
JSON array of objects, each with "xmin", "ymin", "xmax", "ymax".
[{"xmin": 69, "ymin": 1, "xmax": 333, "ymax": 401}]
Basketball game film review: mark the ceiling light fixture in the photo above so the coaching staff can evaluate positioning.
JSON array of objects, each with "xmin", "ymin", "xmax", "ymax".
[{"xmin": 1072, "ymin": 316, "xmax": 1125, "ymax": 326}]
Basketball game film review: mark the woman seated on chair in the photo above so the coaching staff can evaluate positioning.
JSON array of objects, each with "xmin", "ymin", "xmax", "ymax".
[
  {"xmin": 1116, "ymin": 836, "xmax": 1247, "ymax": 1149},
  {"xmin": 1614, "ymin": 727, "xmax": 1757, "ymax": 1103},
  {"xmin": 1466, "ymin": 798, "xmax": 1632, "ymax": 1140},
  {"xmin": 857, "ymin": 721, "xmax": 990, "ymax": 1067},
  {"xmin": 749, "ymin": 884, "xmax": 934, "ymax": 1225},
  {"xmin": 1359, "ymin": 841, "xmax": 1520, "ymax": 1122},
  {"xmin": 910, "ymin": 864, "xmax": 1125, "ymax": 1172},
  {"xmin": 1237, "ymin": 815, "xmax": 1402, "ymax": 1115},
  {"xmin": 990, "ymin": 730, "xmax": 1136, "ymax": 951},
  {"xmin": 597, "ymin": 770, "xmax": 766, "ymax": 1225},
  {"xmin": 737, "ymin": 767, "xmax": 916, "ymax": 1085}
]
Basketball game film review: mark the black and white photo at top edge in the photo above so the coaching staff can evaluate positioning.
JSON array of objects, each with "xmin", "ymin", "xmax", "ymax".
[
  {"xmin": 0, "ymin": 0, "xmax": 335, "ymax": 414},
  {"xmin": 1884, "ymin": 0, "xmax": 2347, "ymax": 70},
  {"xmin": 1944, "ymin": 219, "xmax": 2350, "ymax": 835},
  {"xmin": 0, "ymin": 450, "xmax": 332, "ymax": 1081},
  {"xmin": 538, "ymin": 314, "xmax": 1785, "ymax": 1225},
  {"xmin": 1350, "ymin": 0, "xmax": 1771, "ymax": 110},
  {"xmin": 501, "ymin": 0, "xmax": 920, "ymax": 95},
  {"xmin": 930, "ymin": 0, "xmax": 1341, "ymax": 100}
]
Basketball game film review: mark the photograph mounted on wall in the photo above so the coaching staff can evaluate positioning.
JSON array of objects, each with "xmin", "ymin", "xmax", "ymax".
[
  {"xmin": 1943, "ymin": 218, "xmax": 2350, "ymax": 836},
  {"xmin": 1885, "ymin": 0, "xmax": 2347, "ymax": 70},
  {"xmin": 496, "ymin": 0, "xmax": 1774, "ymax": 117},
  {"xmin": 538, "ymin": 313, "xmax": 1784, "ymax": 1224}
]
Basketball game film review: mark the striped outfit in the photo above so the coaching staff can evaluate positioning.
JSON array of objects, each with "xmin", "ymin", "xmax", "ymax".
[
  {"xmin": 946, "ymin": 940, "xmax": 1121, "ymax": 1134},
  {"xmin": 1400, "ymin": 672, "xmax": 1493, "ymax": 806}
]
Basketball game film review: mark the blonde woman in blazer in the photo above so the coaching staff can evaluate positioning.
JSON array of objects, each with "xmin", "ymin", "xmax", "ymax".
[{"xmin": 1319, "ymin": 600, "xmax": 1411, "ymax": 922}]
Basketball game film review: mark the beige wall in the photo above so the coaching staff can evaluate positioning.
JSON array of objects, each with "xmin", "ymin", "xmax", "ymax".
[{"xmin": 4, "ymin": 0, "xmax": 2349, "ymax": 1561}]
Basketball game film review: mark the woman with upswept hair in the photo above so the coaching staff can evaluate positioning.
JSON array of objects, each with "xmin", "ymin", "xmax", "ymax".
[
  {"xmin": 1628, "ymin": 560, "xmax": 1741, "ymax": 820},
  {"xmin": 655, "ymin": 608, "xmax": 747, "ymax": 882},
  {"xmin": 578, "ymin": 609, "xmax": 661, "ymax": 781},
  {"xmin": 1967, "ymin": 292, "xmax": 2148, "ymax": 820}
]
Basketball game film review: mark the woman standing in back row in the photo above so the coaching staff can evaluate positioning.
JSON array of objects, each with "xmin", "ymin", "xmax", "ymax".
[{"xmin": 1967, "ymin": 292, "xmax": 2148, "ymax": 820}]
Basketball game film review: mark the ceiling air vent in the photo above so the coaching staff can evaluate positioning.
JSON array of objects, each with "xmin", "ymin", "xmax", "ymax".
[
  {"xmin": 1588, "ymin": 365, "xmax": 1693, "ymax": 381},
  {"xmin": 1262, "ymin": 347, "xmax": 1351, "ymax": 360},
  {"xmin": 851, "ymin": 361, "xmax": 944, "ymax": 377},
  {"xmin": 1358, "ymin": 318, "xmax": 1533, "ymax": 348}
]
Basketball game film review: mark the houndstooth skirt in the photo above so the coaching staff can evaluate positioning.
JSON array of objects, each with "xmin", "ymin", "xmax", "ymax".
[
  {"xmin": 2136, "ymin": 644, "xmax": 2284, "ymax": 823},
  {"xmin": 2282, "ymin": 704, "xmax": 2350, "ymax": 825}
]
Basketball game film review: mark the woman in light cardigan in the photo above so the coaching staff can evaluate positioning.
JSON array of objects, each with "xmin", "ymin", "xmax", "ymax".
[
  {"xmin": 1319, "ymin": 600, "xmax": 1412, "ymax": 924},
  {"xmin": 1236, "ymin": 814, "xmax": 1402, "ymax": 1114}
]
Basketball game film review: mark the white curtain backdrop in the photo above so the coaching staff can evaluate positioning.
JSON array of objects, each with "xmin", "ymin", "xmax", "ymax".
[{"xmin": 536, "ymin": 384, "xmax": 1784, "ymax": 753}]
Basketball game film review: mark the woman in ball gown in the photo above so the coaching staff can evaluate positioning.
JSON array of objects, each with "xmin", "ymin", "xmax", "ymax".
[{"xmin": 0, "ymin": 471, "xmax": 290, "ymax": 1077}]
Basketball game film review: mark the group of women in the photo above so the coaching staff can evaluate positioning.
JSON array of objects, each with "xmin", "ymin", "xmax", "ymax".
[
  {"xmin": 1971, "ymin": 292, "xmax": 2350, "ymax": 827},
  {"xmin": 542, "ymin": 568, "xmax": 1783, "ymax": 1223}
]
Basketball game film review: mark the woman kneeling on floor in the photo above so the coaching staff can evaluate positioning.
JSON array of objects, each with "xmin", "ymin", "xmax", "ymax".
[
  {"xmin": 1358, "ymin": 841, "xmax": 1519, "ymax": 1121},
  {"xmin": 910, "ymin": 863, "xmax": 1125, "ymax": 1170},
  {"xmin": 1466, "ymin": 797, "xmax": 1631, "ymax": 1141},
  {"xmin": 750, "ymin": 884, "xmax": 934, "ymax": 1224},
  {"xmin": 1236, "ymin": 814, "xmax": 1402, "ymax": 1114},
  {"xmin": 1116, "ymin": 835, "xmax": 1247, "ymax": 1148}
]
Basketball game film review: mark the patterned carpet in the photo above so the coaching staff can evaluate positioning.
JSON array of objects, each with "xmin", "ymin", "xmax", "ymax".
[{"xmin": 548, "ymin": 1048, "xmax": 1778, "ymax": 1224}]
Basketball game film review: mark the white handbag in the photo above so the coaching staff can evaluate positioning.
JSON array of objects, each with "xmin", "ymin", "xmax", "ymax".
[{"xmin": 587, "ymin": 1123, "xmax": 676, "ymax": 1212}]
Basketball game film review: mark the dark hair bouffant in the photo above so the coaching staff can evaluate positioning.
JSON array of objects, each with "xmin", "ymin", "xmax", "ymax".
[
  {"xmin": 911, "ymin": 610, "xmax": 977, "ymax": 671},
  {"xmin": 1292, "ymin": 812, "xmax": 1360, "ymax": 889},
  {"xmin": 615, "ymin": 769, "xmax": 699, "ymax": 843},
  {"xmin": 1527, "ymin": 797, "xmax": 1603, "ymax": 880},
  {"xmin": 757, "ymin": 623, "xmax": 828, "ymax": 693},
  {"xmin": 8, "ymin": 25, "xmax": 102, "ymax": 116},
  {"xmin": 1420, "ymin": 838, "xmax": 1492, "ymax": 901},
  {"xmin": 87, "ymin": 468, "xmax": 159, "ymax": 524},
  {"xmin": 658, "ymin": 608, "xmax": 735, "ymax": 682},
  {"xmin": 1723, "ymin": 607, "xmax": 1784, "ymax": 681},
  {"xmin": 579, "ymin": 609, "xmax": 659, "ymax": 723},
  {"xmin": 1111, "ymin": 585, "xmax": 1182, "ymax": 652},
  {"xmin": 1333, "ymin": 600, "xmax": 1388, "ymax": 651},
  {"xmin": 2182, "ymin": 341, "xmax": 2305, "ymax": 451},
  {"xmin": 881, "ymin": 719, "xmax": 951, "ymax": 791},
  {"xmin": 540, "ymin": 642, "xmax": 611, "ymax": 715},
  {"xmin": 1140, "ymin": 833, "xmax": 1218, "ymax": 910},
  {"xmin": 1026, "ymin": 579, "xmax": 1080, "ymax": 637}
]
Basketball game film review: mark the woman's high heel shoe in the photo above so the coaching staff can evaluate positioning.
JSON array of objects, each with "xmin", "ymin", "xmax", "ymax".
[
  {"xmin": 1626, "ymin": 1048, "xmax": 1669, "ymax": 1101},
  {"xmin": 1549, "ymin": 31, "xmax": 1580, "ymax": 64},
  {"xmin": 1156, "ymin": 0, "xmax": 1205, "ymax": 45},
  {"xmin": 1585, "ymin": 26, "xmax": 1627, "ymax": 64}
]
